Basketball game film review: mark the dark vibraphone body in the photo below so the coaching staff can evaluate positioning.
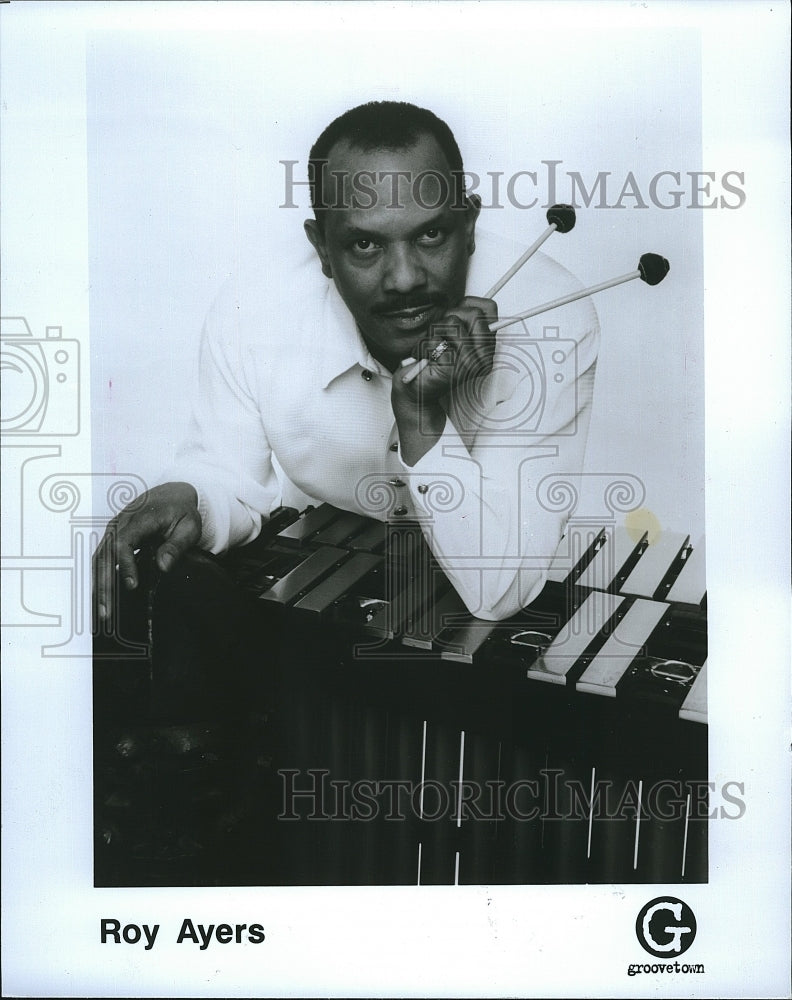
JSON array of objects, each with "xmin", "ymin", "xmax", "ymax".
[{"xmin": 220, "ymin": 503, "xmax": 708, "ymax": 886}]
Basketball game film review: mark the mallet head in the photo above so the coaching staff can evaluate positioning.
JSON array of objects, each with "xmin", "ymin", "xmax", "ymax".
[
  {"xmin": 546, "ymin": 204, "xmax": 576, "ymax": 234},
  {"xmin": 638, "ymin": 253, "xmax": 670, "ymax": 286}
]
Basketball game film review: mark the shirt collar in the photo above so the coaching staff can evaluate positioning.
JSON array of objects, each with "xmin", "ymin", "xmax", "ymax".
[{"xmin": 317, "ymin": 278, "xmax": 392, "ymax": 388}]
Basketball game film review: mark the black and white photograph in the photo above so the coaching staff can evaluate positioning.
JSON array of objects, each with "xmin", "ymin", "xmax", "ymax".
[
  {"xmin": 89, "ymin": 22, "xmax": 709, "ymax": 892},
  {"xmin": 2, "ymin": 2, "xmax": 789, "ymax": 996}
]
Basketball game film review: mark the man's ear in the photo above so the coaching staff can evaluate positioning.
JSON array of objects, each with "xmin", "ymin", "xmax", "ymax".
[
  {"xmin": 304, "ymin": 219, "xmax": 333, "ymax": 278},
  {"xmin": 464, "ymin": 193, "xmax": 481, "ymax": 255}
]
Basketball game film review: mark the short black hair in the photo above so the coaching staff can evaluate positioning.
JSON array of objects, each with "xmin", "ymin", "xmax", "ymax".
[{"xmin": 308, "ymin": 101, "xmax": 466, "ymax": 227}]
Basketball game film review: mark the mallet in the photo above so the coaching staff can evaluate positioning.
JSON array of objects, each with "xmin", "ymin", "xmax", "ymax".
[
  {"xmin": 489, "ymin": 252, "xmax": 670, "ymax": 332},
  {"xmin": 484, "ymin": 204, "xmax": 576, "ymax": 299}
]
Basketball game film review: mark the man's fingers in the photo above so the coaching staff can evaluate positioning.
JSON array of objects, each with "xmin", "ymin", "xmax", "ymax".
[
  {"xmin": 448, "ymin": 298, "xmax": 498, "ymax": 337},
  {"xmin": 155, "ymin": 511, "xmax": 201, "ymax": 573},
  {"xmin": 92, "ymin": 508, "xmax": 162, "ymax": 619},
  {"xmin": 92, "ymin": 531, "xmax": 117, "ymax": 621},
  {"xmin": 411, "ymin": 305, "xmax": 497, "ymax": 394},
  {"xmin": 459, "ymin": 295, "xmax": 499, "ymax": 325},
  {"xmin": 115, "ymin": 539, "xmax": 140, "ymax": 591},
  {"xmin": 91, "ymin": 483, "xmax": 202, "ymax": 623},
  {"xmin": 435, "ymin": 305, "xmax": 496, "ymax": 385},
  {"xmin": 92, "ymin": 522, "xmax": 142, "ymax": 623},
  {"xmin": 437, "ymin": 304, "xmax": 497, "ymax": 353}
]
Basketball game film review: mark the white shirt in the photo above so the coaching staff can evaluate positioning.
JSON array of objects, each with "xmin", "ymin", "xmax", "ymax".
[{"xmin": 165, "ymin": 227, "xmax": 599, "ymax": 621}]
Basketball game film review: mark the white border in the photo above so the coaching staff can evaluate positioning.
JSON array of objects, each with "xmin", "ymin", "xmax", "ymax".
[{"xmin": 1, "ymin": 2, "xmax": 789, "ymax": 997}]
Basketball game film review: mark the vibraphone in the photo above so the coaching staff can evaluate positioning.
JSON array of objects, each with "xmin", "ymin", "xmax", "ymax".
[{"xmin": 221, "ymin": 503, "xmax": 708, "ymax": 886}]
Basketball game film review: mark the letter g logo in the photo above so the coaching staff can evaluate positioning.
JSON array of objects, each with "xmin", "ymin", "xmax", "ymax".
[{"xmin": 635, "ymin": 897, "xmax": 697, "ymax": 958}]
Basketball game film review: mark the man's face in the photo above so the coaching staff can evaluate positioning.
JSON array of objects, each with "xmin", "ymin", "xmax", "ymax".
[{"xmin": 304, "ymin": 134, "xmax": 479, "ymax": 372}]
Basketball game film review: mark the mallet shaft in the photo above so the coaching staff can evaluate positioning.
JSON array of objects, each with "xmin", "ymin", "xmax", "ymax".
[
  {"xmin": 489, "ymin": 269, "xmax": 641, "ymax": 332},
  {"xmin": 484, "ymin": 223, "xmax": 557, "ymax": 299}
]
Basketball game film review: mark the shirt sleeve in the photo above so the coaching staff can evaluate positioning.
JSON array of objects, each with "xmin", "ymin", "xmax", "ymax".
[
  {"xmin": 160, "ymin": 281, "xmax": 281, "ymax": 553},
  {"xmin": 400, "ymin": 305, "xmax": 600, "ymax": 621}
]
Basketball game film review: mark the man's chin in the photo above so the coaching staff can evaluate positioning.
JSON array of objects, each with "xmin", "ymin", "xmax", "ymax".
[
  {"xmin": 394, "ymin": 334, "xmax": 427, "ymax": 364},
  {"xmin": 359, "ymin": 312, "xmax": 441, "ymax": 370}
]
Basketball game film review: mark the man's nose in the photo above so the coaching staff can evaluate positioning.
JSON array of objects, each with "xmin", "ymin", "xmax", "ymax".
[{"xmin": 382, "ymin": 244, "xmax": 428, "ymax": 294}]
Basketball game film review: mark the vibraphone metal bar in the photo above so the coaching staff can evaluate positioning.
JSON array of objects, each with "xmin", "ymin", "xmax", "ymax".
[{"xmin": 224, "ymin": 504, "xmax": 707, "ymax": 885}]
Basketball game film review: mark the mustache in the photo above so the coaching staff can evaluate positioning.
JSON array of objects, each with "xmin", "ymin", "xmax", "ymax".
[{"xmin": 371, "ymin": 293, "xmax": 449, "ymax": 315}]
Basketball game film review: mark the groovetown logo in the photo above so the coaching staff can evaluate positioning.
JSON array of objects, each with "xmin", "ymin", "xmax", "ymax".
[{"xmin": 627, "ymin": 897, "xmax": 703, "ymax": 977}]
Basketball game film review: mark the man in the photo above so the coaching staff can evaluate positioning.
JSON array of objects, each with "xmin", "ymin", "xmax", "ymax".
[{"xmin": 94, "ymin": 101, "xmax": 599, "ymax": 625}]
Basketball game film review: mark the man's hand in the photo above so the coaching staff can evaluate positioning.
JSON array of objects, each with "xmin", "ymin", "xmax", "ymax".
[
  {"xmin": 391, "ymin": 296, "xmax": 497, "ymax": 465},
  {"xmin": 92, "ymin": 481, "xmax": 202, "ymax": 622}
]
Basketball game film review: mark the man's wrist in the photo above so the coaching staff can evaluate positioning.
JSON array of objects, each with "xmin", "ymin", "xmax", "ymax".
[{"xmin": 394, "ymin": 403, "xmax": 446, "ymax": 466}]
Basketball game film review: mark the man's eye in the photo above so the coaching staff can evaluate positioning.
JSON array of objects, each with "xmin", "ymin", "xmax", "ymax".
[
  {"xmin": 419, "ymin": 228, "xmax": 445, "ymax": 245},
  {"xmin": 352, "ymin": 238, "xmax": 378, "ymax": 253}
]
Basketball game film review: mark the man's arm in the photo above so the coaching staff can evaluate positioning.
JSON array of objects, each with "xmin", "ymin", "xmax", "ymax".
[
  {"xmin": 165, "ymin": 287, "xmax": 282, "ymax": 554},
  {"xmin": 392, "ymin": 295, "xmax": 599, "ymax": 622},
  {"xmin": 93, "ymin": 281, "xmax": 281, "ymax": 619}
]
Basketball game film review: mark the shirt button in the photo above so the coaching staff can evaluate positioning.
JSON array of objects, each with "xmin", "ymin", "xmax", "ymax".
[
  {"xmin": 389, "ymin": 441, "xmax": 399, "ymax": 452},
  {"xmin": 388, "ymin": 478, "xmax": 406, "ymax": 488},
  {"xmin": 417, "ymin": 484, "xmax": 428, "ymax": 494},
  {"xmin": 361, "ymin": 369, "xmax": 373, "ymax": 381},
  {"xmin": 393, "ymin": 505, "xmax": 408, "ymax": 517}
]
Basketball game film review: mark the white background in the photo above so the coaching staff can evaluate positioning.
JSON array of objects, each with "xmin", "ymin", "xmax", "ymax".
[
  {"xmin": 86, "ymin": 20, "xmax": 705, "ymax": 536},
  {"xmin": 1, "ymin": 2, "xmax": 790, "ymax": 997}
]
